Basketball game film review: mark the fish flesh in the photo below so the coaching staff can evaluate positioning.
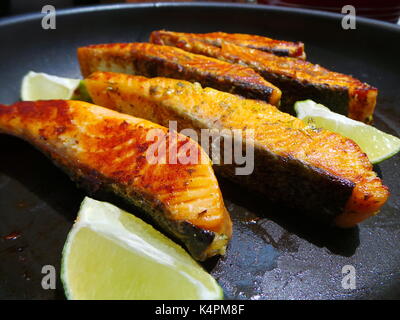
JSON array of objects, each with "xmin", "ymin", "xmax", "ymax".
[
  {"xmin": 84, "ymin": 72, "xmax": 389, "ymax": 227},
  {"xmin": 150, "ymin": 31, "xmax": 377, "ymax": 123},
  {"xmin": 77, "ymin": 42, "xmax": 282, "ymax": 105},
  {"xmin": 0, "ymin": 100, "xmax": 232, "ymax": 260},
  {"xmin": 150, "ymin": 30, "xmax": 306, "ymax": 59}
]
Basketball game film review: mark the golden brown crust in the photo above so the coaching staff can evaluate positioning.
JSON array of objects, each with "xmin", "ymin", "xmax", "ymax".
[
  {"xmin": 85, "ymin": 72, "xmax": 389, "ymax": 227},
  {"xmin": 150, "ymin": 30, "xmax": 306, "ymax": 59},
  {"xmin": 77, "ymin": 42, "xmax": 282, "ymax": 105},
  {"xmin": 150, "ymin": 32, "xmax": 377, "ymax": 123},
  {"xmin": 0, "ymin": 100, "xmax": 232, "ymax": 259}
]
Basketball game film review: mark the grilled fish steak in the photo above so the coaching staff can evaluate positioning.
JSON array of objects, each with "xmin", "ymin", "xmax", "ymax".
[
  {"xmin": 77, "ymin": 42, "xmax": 281, "ymax": 105},
  {"xmin": 0, "ymin": 100, "xmax": 232, "ymax": 260},
  {"xmin": 150, "ymin": 32, "xmax": 377, "ymax": 122},
  {"xmin": 84, "ymin": 72, "xmax": 389, "ymax": 227},
  {"xmin": 150, "ymin": 30, "xmax": 306, "ymax": 59}
]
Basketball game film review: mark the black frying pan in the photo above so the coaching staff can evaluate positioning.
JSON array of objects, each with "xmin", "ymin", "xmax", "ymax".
[{"xmin": 0, "ymin": 3, "xmax": 399, "ymax": 299}]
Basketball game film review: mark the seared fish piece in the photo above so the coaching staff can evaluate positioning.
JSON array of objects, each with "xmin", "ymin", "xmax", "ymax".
[
  {"xmin": 150, "ymin": 30, "xmax": 306, "ymax": 59},
  {"xmin": 150, "ymin": 32, "xmax": 377, "ymax": 123},
  {"xmin": 77, "ymin": 42, "xmax": 281, "ymax": 105},
  {"xmin": 84, "ymin": 72, "xmax": 389, "ymax": 227},
  {"xmin": 0, "ymin": 100, "xmax": 232, "ymax": 261}
]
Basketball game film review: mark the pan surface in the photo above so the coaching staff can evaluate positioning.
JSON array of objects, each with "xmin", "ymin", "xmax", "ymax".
[{"xmin": 0, "ymin": 3, "xmax": 399, "ymax": 299}]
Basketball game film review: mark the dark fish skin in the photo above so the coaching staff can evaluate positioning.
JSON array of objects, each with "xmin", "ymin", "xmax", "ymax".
[
  {"xmin": 217, "ymin": 147, "xmax": 355, "ymax": 224},
  {"xmin": 84, "ymin": 72, "xmax": 389, "ymax": 227},
  {"xmin": 150, "ymin": 30, "xmax": 306, "ymax": 59},
  {"xmin": 150, "ymin": 32, "xmax": 377, "ymax": 123},
  {"xmin": 0, "ymin": 100, "xmax": 232, "ymax": 261},
  {"xmin": 77, "ymin": 42, "xmax": 282, "ymax": 106}
]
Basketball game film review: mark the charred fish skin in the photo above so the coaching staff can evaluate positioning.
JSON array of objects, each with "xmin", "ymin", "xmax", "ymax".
[
  {"xmin": 84, "ymin": 72, "xmax": 389, "ymax": 227},
  {"xmin": 0, "ymin": 100, "xmax": 232, "ymax": 261},
  {"xmin": 150, "ymin": 32, "xmax": 377, "ymax": 123},
  {"xmin": 263, "ymin": 70, "xmax": 349, "ymax": 116},
  {"xmin": 217, "ymin": 150, "xmax": 355, "ymax": 224},
  {"xmin": 150, "ymin": 30, "xmax": 306, "ymax": 59},
  {"xmin": 219, "ymin": 43, "xmax": 377, "ymax": 122},
  {"xmin": 77, "ymin": 42, "xmax": 282, "ymax": 106}
]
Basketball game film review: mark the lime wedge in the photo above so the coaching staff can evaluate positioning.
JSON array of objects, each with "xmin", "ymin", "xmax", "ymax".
[
  {"xmin": 61, "ymin": 197, "xmax": 223, "ymax": 300},
  {"xmin": 295, "ymin": 100, "xmax": 400, "ymax": 164},
  {"xmin": 21, "ymin": 71, "xmax": 80, "ymax": 101}
]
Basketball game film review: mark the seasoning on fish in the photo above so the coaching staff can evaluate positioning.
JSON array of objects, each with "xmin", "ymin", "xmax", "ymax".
[
  {"xmin": 150, "ymin": 30, "xmax": 306, "ymax": 59},
  {"xmin": 84, "ymin": 71, "xmax": 389, "ymax": 227},
  {"xmin": 150, "ymin": 32, "xmax": 377, "ymax": 123},
  {"xmin": 0, "ymin": 100, "xmax": 232, "ymax": 261},
  {"xmin": 77, "ymin": 42, "xmax": 281, "ymax": 105}
]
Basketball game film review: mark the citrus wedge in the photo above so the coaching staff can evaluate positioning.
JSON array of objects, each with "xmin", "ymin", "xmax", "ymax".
[
  {"xmin": 295, "ymin": 100, "xmax": 400, "ymax": 164},
  {"xmin": 61, "ymin": 197, "xmax": 223, "ymax": 300},
  {"xmin": 21, "ymin": 71, "xmax": 80, "ymax": 101}
]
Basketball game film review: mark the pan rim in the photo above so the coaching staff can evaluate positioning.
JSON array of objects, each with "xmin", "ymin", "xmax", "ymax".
[{"xmin": 0, "ymin": 2, "xmax": 399, "ymax": 33}]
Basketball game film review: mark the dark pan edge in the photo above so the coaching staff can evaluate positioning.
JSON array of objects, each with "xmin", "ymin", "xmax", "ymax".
[{"xmin": 0, "ymin": 2, "xmax": 399, "ymax": 33}]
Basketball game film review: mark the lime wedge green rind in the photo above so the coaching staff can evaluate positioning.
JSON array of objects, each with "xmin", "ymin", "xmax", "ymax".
[
  {"xmin": 295, "ymin": 100, "xmax": 400, "ymax": 164},
  {"xmin": 61, "ymin": 197, "xmax": 223, "ymax": 300},
  {"xmin": 71, "ymin": 80, "xmax": 93, "ymax": 102}
]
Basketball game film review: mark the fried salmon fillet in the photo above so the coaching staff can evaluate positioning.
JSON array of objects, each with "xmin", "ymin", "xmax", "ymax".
[
  {"xmin": 77, "ymin": 42, "xmax": 281, "ymax": 106},
  {"xmin": 150, "ymin": 32, "xmax": 377, "ymax": 122},
  {"xmin": 150, "ymin": 30, "xmax": 306, "ymax": 59},
  {"xmin": 0, "ymin": 100, "xmax": 232, "ymax": 260},
  {"xmin": 84, "ymin": 72, "xmax": 389, "ymax": 227}
]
